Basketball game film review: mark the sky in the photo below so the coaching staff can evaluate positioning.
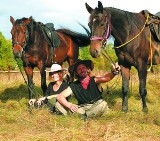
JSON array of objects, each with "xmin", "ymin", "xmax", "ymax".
[{"xmin": 0, "ymin": 0, "xmax": 160, "ymax": 39}]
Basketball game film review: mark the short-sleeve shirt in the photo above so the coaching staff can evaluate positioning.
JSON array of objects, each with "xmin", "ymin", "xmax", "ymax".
[
  {"xmin": 45, "ymin": 81, "xmax": 68, "ymax": 96},
  {"xmin": 69, "ymin": 77, "xmax": 102, "ymax": 105}
]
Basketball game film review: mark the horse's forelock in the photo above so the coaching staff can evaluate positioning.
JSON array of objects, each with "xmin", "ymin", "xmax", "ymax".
[{"xmin": 15, "ymin": 17, "xmax": 35, "ymax": 26}]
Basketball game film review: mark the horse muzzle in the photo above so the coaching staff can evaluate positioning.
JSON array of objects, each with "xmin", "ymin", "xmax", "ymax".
[
  {"xmin": 90, "ymin": 41, "xmax": 102, "ymax": 58},
  {"xmin": 13, "ymin": 44, "xmax": 23, "ymax": 58}
]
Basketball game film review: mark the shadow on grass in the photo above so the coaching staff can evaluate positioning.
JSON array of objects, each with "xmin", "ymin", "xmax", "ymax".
[
  {"xmin": 0, "ymin": 84, "xmax": 42, "ymax": 102},
  {"xmin": 103, "ymin": 87, "xmax": 133, "ymax": 108}
]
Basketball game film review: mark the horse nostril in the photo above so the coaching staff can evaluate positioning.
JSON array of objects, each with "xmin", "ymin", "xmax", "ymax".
[
  {"xmin": 94, "ymin": 49, "xmax": 99, "ymax": 56},
  {"xmin": 94, "ymin": 49, "xmax": 98, "ymax": 54},
  {"xmin": 90, "ymin": 49, "xmax": 99, "ymax": 58}
]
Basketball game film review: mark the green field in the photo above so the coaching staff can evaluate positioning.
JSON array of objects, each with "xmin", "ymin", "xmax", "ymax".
[{"xmin": 0, "ymin": 71, "xmax": 160, "ymax": 141}]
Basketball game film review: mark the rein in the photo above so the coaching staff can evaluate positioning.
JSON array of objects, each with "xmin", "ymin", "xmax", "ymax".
[
  {"xmin": 15, "ymin": 57, "xmax": 40, "ymax": 99},
  {"xmin": 113, "ymin": 14, "xmax": 150, "ymax": 49},
  {"xmin": 101, "ymin": 48, "xmax": 121, "ymax": 94}
]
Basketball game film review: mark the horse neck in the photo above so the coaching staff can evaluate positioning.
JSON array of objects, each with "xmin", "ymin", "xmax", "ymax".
[{"xmin": 106, "ymin": 8, "xmax": 145, "ymax": 44}]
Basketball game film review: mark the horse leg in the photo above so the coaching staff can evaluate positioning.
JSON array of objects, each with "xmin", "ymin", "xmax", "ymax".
[
  {"xmin": 68, "ymin": 59, "xmax": 75, "ymax": 82},
  {"xmin": 121, "ymin": 66, "xmax": 130, "ymax": 112},
  {"xmin": 40, "ymin": 68, "xmax": 47, "ymax": 96},
  {"xmin": 24, "ymin": 66, "xmax": 34, "ymax": 99},
  {"xmin": 67, "ymin": 57, "xmax": 77, "ymax": 82},
  {"xmin": 138, "ymin": 66, "xmax": 148, "ymax": 113}
]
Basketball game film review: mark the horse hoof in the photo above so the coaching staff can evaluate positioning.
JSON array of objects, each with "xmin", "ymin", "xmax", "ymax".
[
  {"xmin": 122, "ymin": 107, "xmax": 128, "ymax": 113},
  {"xmin": 142, "ymin": 107, "xmax": 148, "ymax": 113}
]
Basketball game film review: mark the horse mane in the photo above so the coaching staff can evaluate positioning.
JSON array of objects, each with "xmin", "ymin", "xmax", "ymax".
[{"xmin": 107, "ymin": 7, "xmax": 140, "ymax": 26}]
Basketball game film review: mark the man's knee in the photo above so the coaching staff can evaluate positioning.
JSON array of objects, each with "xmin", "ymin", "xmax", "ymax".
[{"xmin": 55, "ymin": 102, "xmax": 68, "ymax": 116}]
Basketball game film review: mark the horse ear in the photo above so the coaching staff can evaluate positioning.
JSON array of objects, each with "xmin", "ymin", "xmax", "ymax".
[
  {"xmin": 98, "ymin": 1, "xmax": 103, "ymax": 13},
  {"xmin": 10, "ymin": 16, "xmax": 15, "ymax": 25},
  {"xmin": 29, "ymin": 16, "xmax": 33, "ymax": 20},
  {"xmin": 85, "ymin": 3, "xmax": 93, "ymax": 14}
]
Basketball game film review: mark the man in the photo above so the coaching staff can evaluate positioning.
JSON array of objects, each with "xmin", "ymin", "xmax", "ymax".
[{"xmin": 55, "ymin": 59, "xmax": 121, "ymax": 119}]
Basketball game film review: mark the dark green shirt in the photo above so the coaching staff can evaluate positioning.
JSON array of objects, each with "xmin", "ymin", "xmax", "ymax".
[{"xmin": 45, "ymin": 81, "xmax": 68, "ymax": 96}]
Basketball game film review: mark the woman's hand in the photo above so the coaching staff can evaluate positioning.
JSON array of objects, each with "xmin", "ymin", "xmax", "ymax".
[{"xmin": 28, "ymin": 99, "xmax": 36, "ymax": 106}]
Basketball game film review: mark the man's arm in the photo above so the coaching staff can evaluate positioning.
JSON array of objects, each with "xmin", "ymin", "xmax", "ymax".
[
  {"xmin": 57, "ymin": 87, "xmax": 78, "ymax": 112},
  {"xmin": 57, "ymin": 87, "xmax": 73, "ymax": 108},
  {"xmin": 95, "ymin": 63, "xmax": 121, "ymax": 84}
]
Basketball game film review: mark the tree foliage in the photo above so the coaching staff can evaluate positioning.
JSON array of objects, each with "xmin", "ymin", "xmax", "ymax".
[{"xmin": 0, "ymin": 32, "xmax": 17, "ymax": 71}]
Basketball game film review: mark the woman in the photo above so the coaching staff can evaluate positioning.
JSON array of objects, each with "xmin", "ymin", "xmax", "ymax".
[{"xmin": 28, "ymin": 63, "xmax": 68, "ymax": 111}]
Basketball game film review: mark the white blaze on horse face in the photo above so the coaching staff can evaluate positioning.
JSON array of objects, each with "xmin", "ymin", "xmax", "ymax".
[{"xmin": 93, "ymin": 18, "xmax": 96, "ymax": 22}]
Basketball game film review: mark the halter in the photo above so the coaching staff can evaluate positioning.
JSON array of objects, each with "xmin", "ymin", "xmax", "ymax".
[
  {"xmin": 89, "ymin": 20, "xmax": 115, "ymax": 65},
  {"xmin": 90, "ymin": 21, "xmax": 111, "ymax": 47},
  {"xmin": 12, "ymin": 23, "xmax": 29, "ymax": 50}
]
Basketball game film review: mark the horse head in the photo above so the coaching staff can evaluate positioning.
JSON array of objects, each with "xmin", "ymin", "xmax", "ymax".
[
  {"xmin": 85, "ymin": 1, "xmax": 111, "ymax": 58},
  {"xmin": 10, "ymin": 16, "xmax": 31, "ymax": 58}
]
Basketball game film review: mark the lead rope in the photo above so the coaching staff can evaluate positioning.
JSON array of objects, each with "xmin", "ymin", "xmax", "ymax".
[
  {"xmin": 101, "ymin": 48, "xmax": 121, "ymax": 96},
  {"xmin": 15, "ymin": 57, "xmax": 40, "ymax": 100},
  {"xmin": 113, "ymin": 14, "xmax": 150, "ymax": 49}
]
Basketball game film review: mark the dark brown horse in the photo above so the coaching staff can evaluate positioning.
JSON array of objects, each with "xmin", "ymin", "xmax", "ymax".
[
  {"xmin": 85, "ymin": 1, "xmax": 160, "ymax": 112},
  {"xmin": 10, "ymin": 16, "xmax": 90, "ymax": 99}
]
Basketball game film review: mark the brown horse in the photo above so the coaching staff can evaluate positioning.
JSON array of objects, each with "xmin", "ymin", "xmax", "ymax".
[
  {"xmin": 85, "ymin": 1, "xmax": 160, "ymax": 112},
  {"xmin": 10, "ymin": 16, "xmax": 90, "ymax": 99}
]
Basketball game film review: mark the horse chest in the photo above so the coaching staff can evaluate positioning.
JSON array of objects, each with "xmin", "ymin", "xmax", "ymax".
[{"xmin": 117, "ymin": 50, "xmax": 137, "ymax": 67}]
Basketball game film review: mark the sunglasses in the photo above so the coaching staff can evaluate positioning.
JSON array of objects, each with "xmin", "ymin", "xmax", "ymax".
[{"xmin": 49, "ymin": 71, "xmax": 62, "ymax": 76}]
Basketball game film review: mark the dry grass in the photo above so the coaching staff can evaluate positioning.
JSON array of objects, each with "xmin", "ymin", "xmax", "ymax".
[{"xmin": 0, "ymin": 71, "xmax": 160, "ymax": 141}]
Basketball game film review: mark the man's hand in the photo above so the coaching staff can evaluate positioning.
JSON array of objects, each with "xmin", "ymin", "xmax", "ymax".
[
  {"xmin": 68, "ymin": 104, "xmax": 78, "ymax": 113},
  {"xmin": 111, "ymin": 63, "xmax": 121, "ymax": 75}
]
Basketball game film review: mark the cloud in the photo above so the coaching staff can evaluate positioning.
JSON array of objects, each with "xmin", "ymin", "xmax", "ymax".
[{"xmin": 0, "ymin": 0, "xmax": 160, "ymax": 39}]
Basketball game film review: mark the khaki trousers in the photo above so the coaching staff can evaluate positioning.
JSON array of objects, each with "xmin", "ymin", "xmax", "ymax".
[{"xmin": 55, "ymin": 99, "xmax": 109, "ymax": 118}]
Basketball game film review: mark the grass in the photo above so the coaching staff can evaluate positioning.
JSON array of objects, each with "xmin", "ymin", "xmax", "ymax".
[{"xmin": 0, "ymin": 71, "xmax": 160, "ymax": 141}]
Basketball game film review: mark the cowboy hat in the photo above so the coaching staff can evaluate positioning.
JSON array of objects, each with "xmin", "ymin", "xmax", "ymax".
[
  {"xmin": 70, "ymin": 59, "xmax": 94, "ymax": 73},
  {"xmin": 46, "ymin": 63, "xmax": 66, "ymax": 73}
]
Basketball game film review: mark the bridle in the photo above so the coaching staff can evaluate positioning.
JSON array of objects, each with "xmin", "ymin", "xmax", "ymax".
[
  {"xmin": 12, "ymin": 23, "xmax": 29, "ymax": 50},
  {"xmin": 90, "ymin": 20, "xmax": 111, "ymax": 48}
]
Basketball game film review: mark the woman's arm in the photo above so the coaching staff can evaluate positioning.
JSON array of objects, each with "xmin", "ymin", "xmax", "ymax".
[{"xmin": 39, "ymin": 94, "xmax": 58, "ymax": 101}]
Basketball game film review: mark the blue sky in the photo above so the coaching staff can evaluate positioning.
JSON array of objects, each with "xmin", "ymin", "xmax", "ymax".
[{"xmin": 0, "ymin": 0, "xmax": 159, "ymax": 39}]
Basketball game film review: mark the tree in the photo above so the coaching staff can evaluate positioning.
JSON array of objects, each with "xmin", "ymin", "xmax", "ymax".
[{"xmin": 0, "ymin": 32, "xmax": 17, "ymax": 71}]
